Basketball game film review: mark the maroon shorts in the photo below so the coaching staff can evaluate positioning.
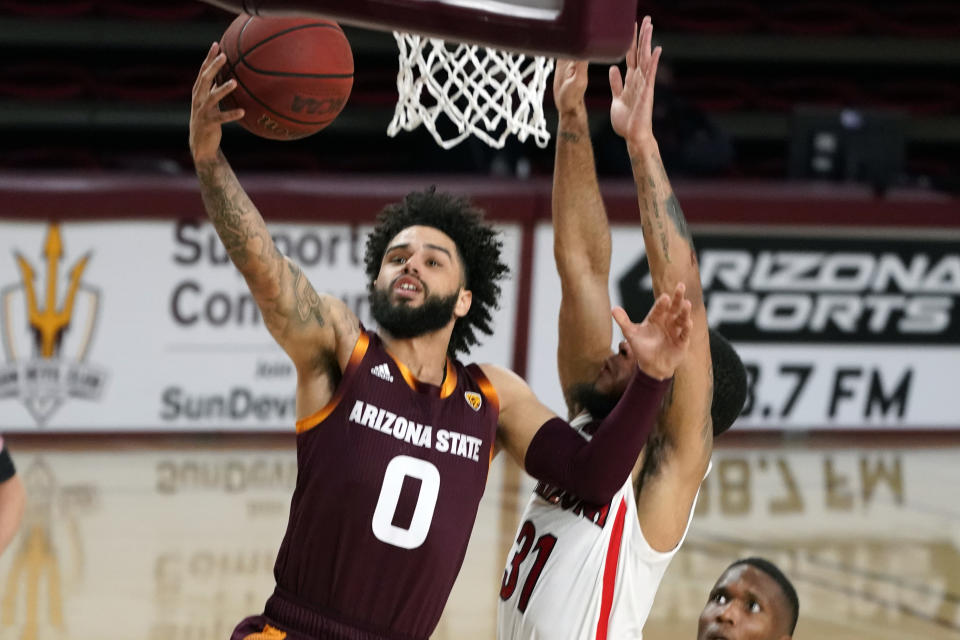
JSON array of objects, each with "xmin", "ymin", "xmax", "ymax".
[
  {"xmin": 231, "ymin": 616, "xmax": 301, "ymax": 640},
  {"xmin": 231, "ymin": 614, "xmax": 394, "ymax": 640},
  {"xmin": 231, "ymin": 589, "xmax": 425, "ymax": 640}
]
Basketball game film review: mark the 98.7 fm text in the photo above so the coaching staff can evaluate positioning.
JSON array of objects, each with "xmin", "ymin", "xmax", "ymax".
[{"xmin": 739, "ymin": 361, "xmax": 913, "ymax": 423}]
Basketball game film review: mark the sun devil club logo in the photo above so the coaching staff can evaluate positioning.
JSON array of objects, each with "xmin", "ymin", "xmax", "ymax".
[
  {"xmin": 0, "ymin": 224, "xmax": 107, "ymax": 426},
  {"xmin": 464, "ymin": 391, "xmax": 482, "ymax": 411}
]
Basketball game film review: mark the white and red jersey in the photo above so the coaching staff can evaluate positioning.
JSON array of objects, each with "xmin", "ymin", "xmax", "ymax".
[{"xmin": 497, "ymin": 412, "xmax": 703, "ymax": 640}]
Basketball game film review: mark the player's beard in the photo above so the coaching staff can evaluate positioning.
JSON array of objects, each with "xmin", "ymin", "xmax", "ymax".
[
  {"xmin": 569, "ymin": 383, "xmax": 620, "ymax": 421},
  {"xmin": 370, "ymin": 286, "xmax": 460, "ymax": 340}
]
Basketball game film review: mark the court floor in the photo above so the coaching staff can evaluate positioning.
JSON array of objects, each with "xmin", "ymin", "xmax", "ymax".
[{"xmin": 0, "ymin": 432, "xmax": 957, "ymax": 639}]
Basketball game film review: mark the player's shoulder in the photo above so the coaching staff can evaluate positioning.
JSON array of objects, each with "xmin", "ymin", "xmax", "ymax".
[
  {"xmin": 473, "ymin": 363, "xmax": 533, "ymax": 399},
  {"xmin": 329, "ymin": 314, "xmax": 365, "ymax": 361},
  {"xmin": 471, "ymin": 365, "xmax": 539, "ymax": 422},
  {"xmin": 474, "ymin": 363, "xmax": 524, "ymax": 385},
  {"xmin": 323, "ymin": 293, "xmax": 361, "ymax": 337}
]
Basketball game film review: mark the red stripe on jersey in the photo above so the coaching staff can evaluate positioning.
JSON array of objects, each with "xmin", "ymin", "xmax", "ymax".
[{"xmin": 595, "ymin": 496, "xmax": 627, "ymax": 640}]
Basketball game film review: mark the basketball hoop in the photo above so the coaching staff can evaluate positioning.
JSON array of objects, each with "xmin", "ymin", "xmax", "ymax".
[{"xmin": 388, "ymin": 32, "xmax": 555, "ymax": 150}]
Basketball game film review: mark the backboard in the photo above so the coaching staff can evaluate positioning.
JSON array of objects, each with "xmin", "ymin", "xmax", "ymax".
[{"xmin": 201, "ymin": 0, "xmax": 637, "ymax": 61}]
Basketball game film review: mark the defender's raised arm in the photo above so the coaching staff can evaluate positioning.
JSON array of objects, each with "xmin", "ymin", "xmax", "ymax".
[
  {"xmin": 551, "ymin": 58, "xmax": 615, "ymax": 412},
  {"xmin": 610, "ymin": 18, "xmax": 714, "ymax": 550}
]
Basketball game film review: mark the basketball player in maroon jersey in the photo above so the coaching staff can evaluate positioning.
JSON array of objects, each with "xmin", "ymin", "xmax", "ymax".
[{"xmin": 190, "ymin": 43, "xmax": 694, "ymax": 640}]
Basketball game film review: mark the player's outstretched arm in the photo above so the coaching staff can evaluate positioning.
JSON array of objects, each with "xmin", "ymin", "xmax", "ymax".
[
  {"xmin": 189, "ymin": 43, "xmax": 358, "ymax": 375},
  {"xmin": 487, "ymin": 283, "xmax": 692, "ymax": 504},
  {"xmin": 611, "ymin": 17, "xmax": 713, "ymax": 551},
  {"xmin": 551, "ymin": 59, "xmax": 614, "ymax": 414}
]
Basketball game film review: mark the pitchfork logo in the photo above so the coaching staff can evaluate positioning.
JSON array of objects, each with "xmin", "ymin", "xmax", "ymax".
[{"xmin": 0, "ymin": 224, "xmax": 107, "ymax": 426}]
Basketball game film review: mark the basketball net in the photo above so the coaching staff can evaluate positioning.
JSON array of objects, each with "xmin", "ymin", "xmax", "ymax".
[{"xmin": 388, "ymin": 32, "xmax": 555, "ymax": 150}]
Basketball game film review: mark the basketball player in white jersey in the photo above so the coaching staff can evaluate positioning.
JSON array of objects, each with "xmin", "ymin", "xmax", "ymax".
[{"xmin": 498, "ymin": 18, "xmax": 746, "ymax": 639}]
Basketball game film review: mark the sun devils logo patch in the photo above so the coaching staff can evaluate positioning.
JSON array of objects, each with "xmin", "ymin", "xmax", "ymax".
[
  {"xmin": 1, "ymin": 223, "xmax": 107, "ymax": 426},
  {"xmin": 464, "ymin": 391, "xmax": 482, "ymax": 411}
]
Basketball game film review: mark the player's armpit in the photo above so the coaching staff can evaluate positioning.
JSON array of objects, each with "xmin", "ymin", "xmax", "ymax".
[
  {"xmin": 279, "ymin": 259, "xmax": 361, "ymax": 375},
  {"xmin": 644, "ymin": 324, "xmax": 713, "ymax": 461},
  {"xmin": 632, "ymin": 439, "xmax": 710, "ymax": 553},
  {"xmin": 631, "ymin": 330, "xmax": 713, "ymax": 551},
  {"xmin": 233, "ymin": 252, "xmax": 357, "ymax": 375},
  {"xmin": 484, "ymin": 363, "xmax": 670, "ymax": 505}
]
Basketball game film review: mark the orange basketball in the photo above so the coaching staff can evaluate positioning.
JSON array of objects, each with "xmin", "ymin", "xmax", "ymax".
[{"xmin": 217, "ymin": 13, "xmax": 354, "ymax": 141}]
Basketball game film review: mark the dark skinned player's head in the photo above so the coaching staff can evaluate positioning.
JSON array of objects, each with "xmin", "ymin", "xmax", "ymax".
[
  {"xmin": 572, "ymin": 328, "xmax": 747, "ymax": 437},
  {"xmin": 697, "ymin": 557, "xmax": 799, "ymax": 640}
]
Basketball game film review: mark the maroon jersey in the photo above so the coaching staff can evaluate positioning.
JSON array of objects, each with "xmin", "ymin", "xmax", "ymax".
[{"xmin": 270, "ymin": 330, "xmax": 499, "ymax": 639}]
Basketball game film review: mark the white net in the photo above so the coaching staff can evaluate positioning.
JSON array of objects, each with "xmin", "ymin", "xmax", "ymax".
[{"xmin": 388, "ymin": 32, "xmax": 555, "ymax": 150}]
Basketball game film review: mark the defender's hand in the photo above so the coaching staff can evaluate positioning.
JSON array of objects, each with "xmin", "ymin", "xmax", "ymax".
[
  {"xmin": 609, "ymin": 17, "xmax": 661, "ymax": 150},
  {"xmin": 553, "ymin": 58, "xmax": 590, "ymax": 116},
  {"xmin": 189, "ymin": 42, "xmax": 245, "ymax": 164},
  {"xmin": 612, "ymin": 282, "xmax": 692, "ymax": 380}
]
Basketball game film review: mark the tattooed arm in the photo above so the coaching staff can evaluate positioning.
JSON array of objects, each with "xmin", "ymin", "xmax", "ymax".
[
  {"xmin": 551, "ymin": 58, "xmax": 615, "ymax": 417},
  {"xmin": 610, "ymin": 18, "xmax": 713, "ymax": 552},
  {"xmin": 189, "ymin": 43, "xmax": 359, "ymax": 415}
]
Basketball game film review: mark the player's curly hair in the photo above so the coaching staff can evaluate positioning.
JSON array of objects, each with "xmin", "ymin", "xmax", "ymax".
[{"xmin": 364, "ymin": 187, "xmax": 509, "ymax": 358}]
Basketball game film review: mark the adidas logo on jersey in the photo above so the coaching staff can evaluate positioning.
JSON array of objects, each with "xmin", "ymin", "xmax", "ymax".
[{"xmin": 370, "ymin": 363, "xmax": 394, "ymax": 382}]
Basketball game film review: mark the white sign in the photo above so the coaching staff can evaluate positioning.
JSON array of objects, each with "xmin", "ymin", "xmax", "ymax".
[
  {"xmin": 0, "ymin": 221, "xmax": 521, "ymax": 431},
  {"xmin": 527, "ymin": 223, "xmax": 960, "ymax": 429}
]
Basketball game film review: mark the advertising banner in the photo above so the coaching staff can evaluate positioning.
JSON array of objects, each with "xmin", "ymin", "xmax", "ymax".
[
  {"xmin": 528, "ymin": 224, "xmax": 960, "ymax": 429},
  {"xmin": 0, "ymin": 221, "xmax": 521, "ymax": 430}
]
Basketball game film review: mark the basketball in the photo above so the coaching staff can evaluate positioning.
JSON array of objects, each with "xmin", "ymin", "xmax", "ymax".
[{"xmin": 217, "ymin": 13, "xmax": 354, "ymax": 141}]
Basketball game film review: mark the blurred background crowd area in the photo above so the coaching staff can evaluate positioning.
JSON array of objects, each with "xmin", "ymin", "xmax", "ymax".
[{"xmin": 0, "ymin": 0, "xmax": 957, "ymax": 196}]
